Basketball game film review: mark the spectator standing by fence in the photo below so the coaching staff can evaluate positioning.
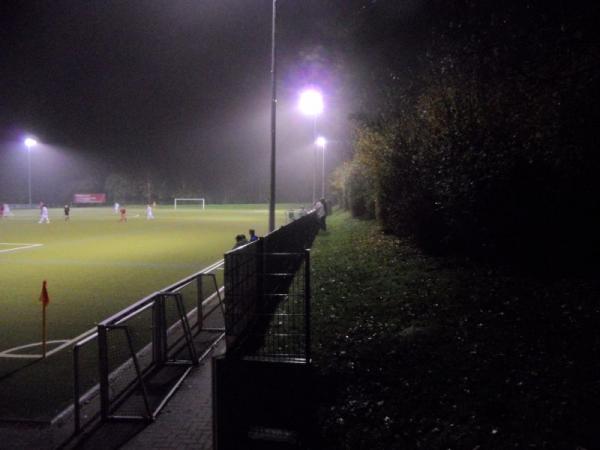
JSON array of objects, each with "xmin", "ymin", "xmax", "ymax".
[
  {"xmin": 233, "ymin": 234, "xmax": 248, "ymax": 248},
  {"xmin": 315, "ymin": 198, "xmax": 328, "ymax": 231},
  {"xmin": 249, "ymin": 229, "xmax": 258, "ymax": 242}
]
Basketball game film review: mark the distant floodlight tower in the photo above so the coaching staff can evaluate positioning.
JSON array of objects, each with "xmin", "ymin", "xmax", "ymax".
[
  {"xmin": 299, "ymin": 88, "xmax": 324, "ymax": 203},
  {"xmin": 315, "ymin": 136, "xmax": 327, "ymax": 198},
  {"xmin": 24, "ymin": 137, "xmax": 38, "ymax": 207}
]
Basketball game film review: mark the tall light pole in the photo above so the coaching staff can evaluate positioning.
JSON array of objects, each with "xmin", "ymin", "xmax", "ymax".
[
  {"xmin": 316, "ymin": 136, "xmax": 326, "ymax": 198},
  {"xmin": 24, "ymin": 137, "xmax": 37, "ymax": 207},
  {"xmin": 269, "ymin": 5, "xmax": 324, "ymax": 225},
  {"xmin": 299, "ymin": 88, "xmax": 324, "ymax": 204},
  {"xmin": 312, "ymin": 118, "xmax": 317, "ymax": 204},
  {"xmin": 268, "ymin": 0, "xmax": 277, "ymax": 232}
]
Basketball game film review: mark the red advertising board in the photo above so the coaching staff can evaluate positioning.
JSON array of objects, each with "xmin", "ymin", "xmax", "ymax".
[{"xmin": 73, "ymin": 193, "xmax": 107, "ymax": 204}]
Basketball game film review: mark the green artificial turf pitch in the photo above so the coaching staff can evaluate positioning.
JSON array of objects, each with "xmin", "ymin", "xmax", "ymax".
[{"xmin": 0, "ymin": 204, "xmax": 289, "ymax": 419}]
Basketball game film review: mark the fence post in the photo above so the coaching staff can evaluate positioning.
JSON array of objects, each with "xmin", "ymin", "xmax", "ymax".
[
  {"xmin": 256, "ymin": 238, "xmax": 265, "ymax": 313},
  {"xmin": 73, "ymin": 345, "xmax": 81, "ymax": 433},
  {"xmin": 304, "ymin": 249, "xmax": 311, "ymax": 364},
  {"xmin": 196, "ymin": 275, "xmax": 204, "ymax": 330},
  {"xmin": 98, "ymin": 324, "xmax": 110, "ymax": 421},
  {"xmin": 121, "ymin": 326, "xmax": 153, "ymax": 420},
  {"xmin": 152, "ymin": 295, "xmax": 167, "ymax": 365}
]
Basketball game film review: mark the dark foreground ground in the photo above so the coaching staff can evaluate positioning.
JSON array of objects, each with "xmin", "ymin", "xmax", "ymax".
[{"xmin": 310, "ymin": 211, "xmax": 600, "ymax": 450}]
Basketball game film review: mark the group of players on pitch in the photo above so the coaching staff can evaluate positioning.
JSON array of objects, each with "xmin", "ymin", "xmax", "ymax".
[
  {"xmin": 0, "ymin": 202, "xmax": 156, "ymax": 223},
  {"xmin": 113, "ymin": 202, "xmax": 155, "ymax": 222}
]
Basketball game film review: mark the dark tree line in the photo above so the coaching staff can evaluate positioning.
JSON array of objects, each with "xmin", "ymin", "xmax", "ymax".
[{"xmin": 330, "ymin": 0, "xmax": 600, "ymax": 263}]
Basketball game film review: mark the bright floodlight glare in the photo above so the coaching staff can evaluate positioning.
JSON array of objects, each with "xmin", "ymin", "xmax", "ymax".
[
  {"xmin": 24, "ymin": 138, "xmax": 38, "ymax": 148},
  {"xmin": 316, "ymin": 136, "xmax": 327, "ymax": 147},
  {"xmin": 298, "ymin": 89, "xmax": 324, "ymax": 116}
]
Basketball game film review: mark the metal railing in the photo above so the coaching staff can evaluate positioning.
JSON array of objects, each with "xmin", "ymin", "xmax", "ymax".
[{"xmin": 72, "ymin": 260, "xmax": 225, "ymax": 433}]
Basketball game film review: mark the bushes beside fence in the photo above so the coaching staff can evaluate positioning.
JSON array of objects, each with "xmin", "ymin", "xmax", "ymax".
[{"xmin": 331, "ymin": 2, "xmax": 600, "ymax": 262}]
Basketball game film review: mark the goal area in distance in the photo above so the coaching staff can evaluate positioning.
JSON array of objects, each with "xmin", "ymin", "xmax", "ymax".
[{"xmin": 174, "ymin": 198, "xmax": 205, "ymax": 209}]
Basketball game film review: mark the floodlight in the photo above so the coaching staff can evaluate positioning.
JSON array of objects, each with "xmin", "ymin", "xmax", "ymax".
[
  {"xmin": 23, "ymin": 137, "xmax": 38, "ymax": 207},
  {"xmin": 298, "ymin": 89, "xmax": 324, "ymax": 116},
  {"xmin": 315, "ymin": 136, "xmax": 326, "ymax": 148},
  {"xmin": 24, "ymin": 138, "xmax": 38, "ymax": 148}
]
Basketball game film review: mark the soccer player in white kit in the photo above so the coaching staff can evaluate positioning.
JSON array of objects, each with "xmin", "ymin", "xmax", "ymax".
[
  {"xmin": 39, "ymin": 204, "xmax": 50, "ymax": 223},
  {"xmin": 146, "ymin": 204, "xmax": 154, "ymax": 219}
]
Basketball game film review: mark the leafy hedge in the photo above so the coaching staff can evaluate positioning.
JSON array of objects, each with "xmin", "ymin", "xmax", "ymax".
[{"xmin": 331, "ymin": 1, "xmax": 600, "ymax": 262}]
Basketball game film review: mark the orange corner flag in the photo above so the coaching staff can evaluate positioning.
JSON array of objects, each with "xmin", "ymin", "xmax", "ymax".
[{"xmin": 39, "ymin": 280, "xmax": 50, "ymax": 307}]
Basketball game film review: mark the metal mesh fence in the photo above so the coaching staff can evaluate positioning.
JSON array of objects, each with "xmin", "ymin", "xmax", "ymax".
[
  {"xmin": 224, "ymin": 241, "xmax": 260, "ymax": 354},
  {"xmin": 224, "ymin": 210, "xmax": 319, "ymax": 362},
  {"xmin": 249, "ymin": 253, "xmax": 309, "ymax": 361},
  {"xmin": 264, "ymin": 210, "xmax": 320, "ymax": 254}
]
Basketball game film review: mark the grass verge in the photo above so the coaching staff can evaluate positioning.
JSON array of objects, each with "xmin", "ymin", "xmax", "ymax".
[{"xmin": 311, "ymin": 210, "xmax": 600, "ymax": 449}]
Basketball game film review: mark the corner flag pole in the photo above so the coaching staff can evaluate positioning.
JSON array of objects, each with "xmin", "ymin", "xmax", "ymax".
[
  {"xmin": 39, "ymin": 280, "xmax": 50, "ymax": 358},
  {"xmin": 42, "ymin": 303, "xmax": 47, "ymax": 358}
]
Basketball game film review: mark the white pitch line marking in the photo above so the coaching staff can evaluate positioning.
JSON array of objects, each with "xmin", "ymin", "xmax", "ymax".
[
  {"xmin": 0, "ymin": 327, "xmax": 98, "ymax": 359},
  {"xmin": 0, "ymin": 340, "xmax": 70, "ymax": 359},
  {"xmin": 0, "ymin": 243, "xmax": 44, "ymax": 254}
]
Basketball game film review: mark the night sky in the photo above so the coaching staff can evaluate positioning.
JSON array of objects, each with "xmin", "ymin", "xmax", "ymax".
[{"xmin": 0, "ymin": 0, "xmax": 362, "ymax": 204}]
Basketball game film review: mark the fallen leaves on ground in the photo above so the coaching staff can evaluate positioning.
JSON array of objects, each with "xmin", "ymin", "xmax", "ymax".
[{"xmin": 311, "ymin": 212, "xmax": 600, "ymax": 450}]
